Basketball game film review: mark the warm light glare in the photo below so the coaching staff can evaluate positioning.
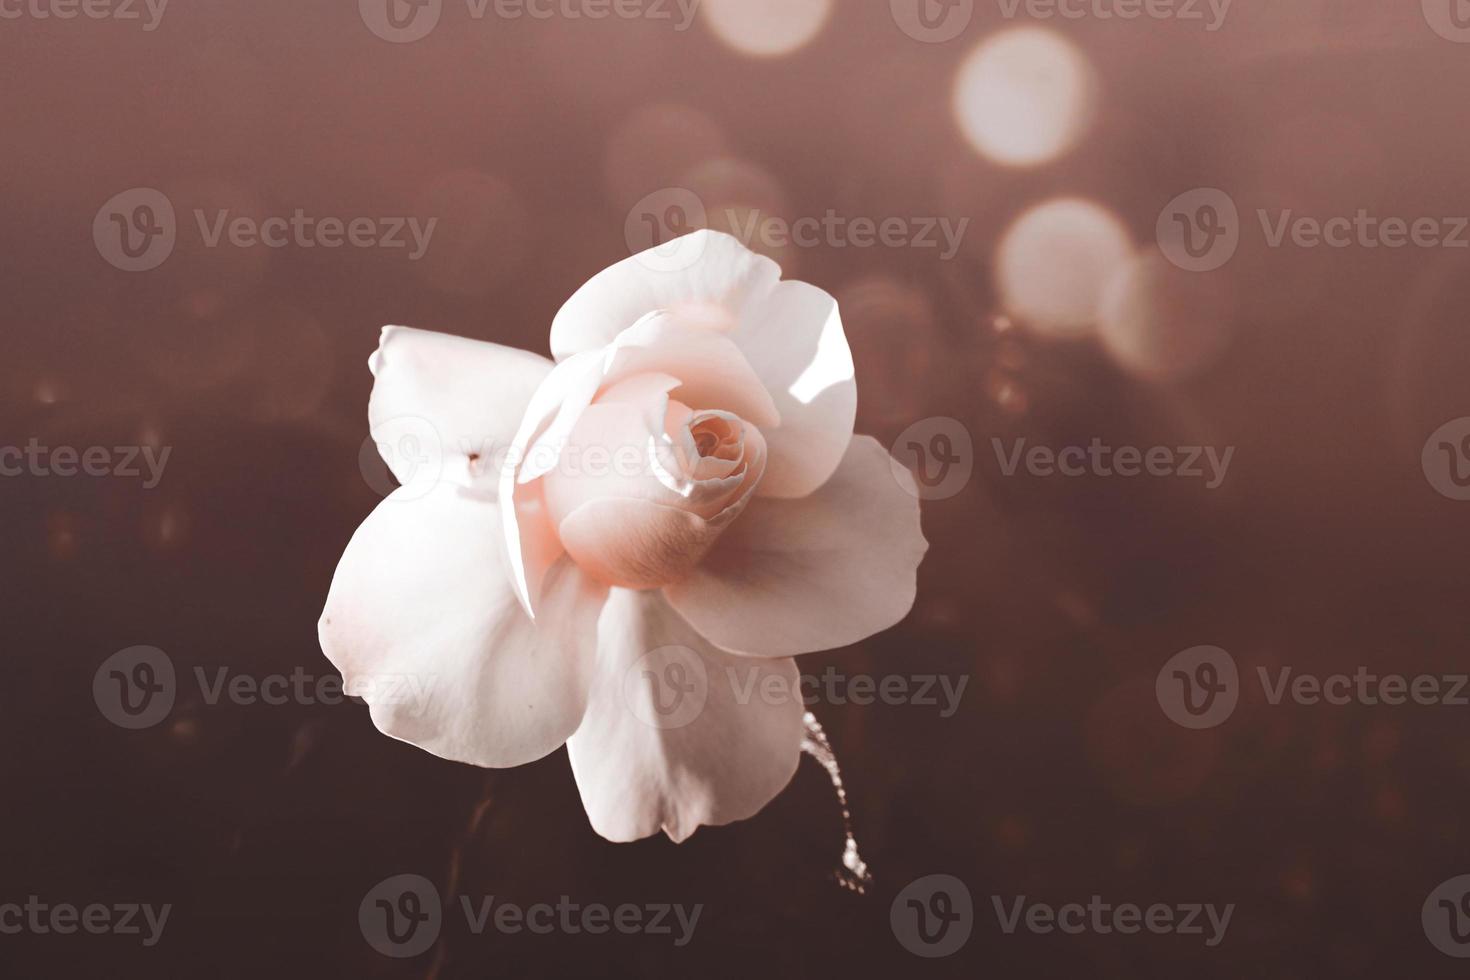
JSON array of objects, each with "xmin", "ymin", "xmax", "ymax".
[
  {"xmin": 952, "ymin": 27, "xmax": 1098, "ymax": 167},
  {"xmin": 1099, "ymin": 249, "xmax": 1234, "ymax": 381},
  {"xmin": 700, "ymin": 0, "xmax": 832, "ymax": 58},
  {"xmin": 604, "ymin": 103, "xmax": 728, "ymax": 208},
  {"xmin": 996, "ymin": 198, "xmax": 1133, "ymax": 337}
]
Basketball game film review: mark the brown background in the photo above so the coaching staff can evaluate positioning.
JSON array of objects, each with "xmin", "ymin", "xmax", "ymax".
[{"xmin": 5, "ymin": 1, "xmax": 1470, "ymax": 976}]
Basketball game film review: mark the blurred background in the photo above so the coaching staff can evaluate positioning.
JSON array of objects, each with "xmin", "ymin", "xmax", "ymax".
[{"xmin": 6, "ymin": 0, "xmax": 1470, "ymax": 976}]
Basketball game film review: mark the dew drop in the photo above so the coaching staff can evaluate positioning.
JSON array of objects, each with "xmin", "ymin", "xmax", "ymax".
[{"xmin": 800, "ymin": 711, "xmax": 871, "ymax": 894}]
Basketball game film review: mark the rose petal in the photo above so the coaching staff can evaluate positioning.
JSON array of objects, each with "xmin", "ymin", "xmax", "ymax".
[
  {"xmin": 502, "ymin": 314, "xmax": 777, "ymax": 614},
  {"xmin": 550, "ymin": 230, "xmax": 781, "ymax": 361},
  {"xmin": 551, "ymin": 233, "xmax": 854, "ymax": 499},
  {"xmin": 542, "ymin": 400, "xmax": 745, "ymax": 523},
  {"xmin": 526, "ymin": 312, "xmax": 782, "ymax": 472},
  {"xmin": 368, "ymin": 325, "xmax": 553, "ymax": 490},
  {"xmin": 566, "ymin": 588, "xmax": 804, "ymax": 842},
  {"xmin": 732, "ymin": 281, "xmax": 856, "ymax": 498},
  {"xmin": 498, "ymin": 351, "xmax": 608, "ymax": 615},
  {"xmin": 664, "ymin": 436, "xmax": 928, "ymax": 657},
  {"xmin": 557, "ymin": 496, "xmax": 721, "ymax": 590},
  {"xmin": 319, "ymin": 480, "xmax": 607, "ymax": 768},
  {"xmin": 607, "ymin": 312, "xmax": 780, "ymax": 430}
]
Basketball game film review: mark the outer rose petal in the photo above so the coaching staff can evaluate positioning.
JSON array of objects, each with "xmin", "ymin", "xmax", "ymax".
[
  {"xmin": 497, "ymin": 351, "xmax": 607, "ymax": 615},
  {"xmin": 319, "ymin": 481, "xmax": 607, "ymax": 768},
  {"xmin": 734, "ymin": 281, "xmax": 856, "ymax": 499},
  {"xmin": 368, "ymin": 325, "xmax": 554, "ymax": 490},
  {"xmin": 566, "ymin": 588, "xmax": 804, "ymax": 842},
  {"xmin": 664, "ymin": 436, "xmax": 928, "ymax": 658},
  {"xmin": 549, "ymin": 230, "xmax": 781, "ymax": 361}
]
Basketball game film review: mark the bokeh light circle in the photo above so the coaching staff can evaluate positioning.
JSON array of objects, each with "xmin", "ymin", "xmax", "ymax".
[
  {"xmin": 701, "ymin": 0, "xmax": 832, "ymax": 58},
  {"xmin": 952, "ymin": 27, "xmax": 1098, "ymax": 167},
  {"xmin": 995, "ymin": 198, "xmax": 1133, "ymax": 338},
  {"xmin": 1099, "ymin": 248, "xmax": 1235, "ymax": 381}
]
